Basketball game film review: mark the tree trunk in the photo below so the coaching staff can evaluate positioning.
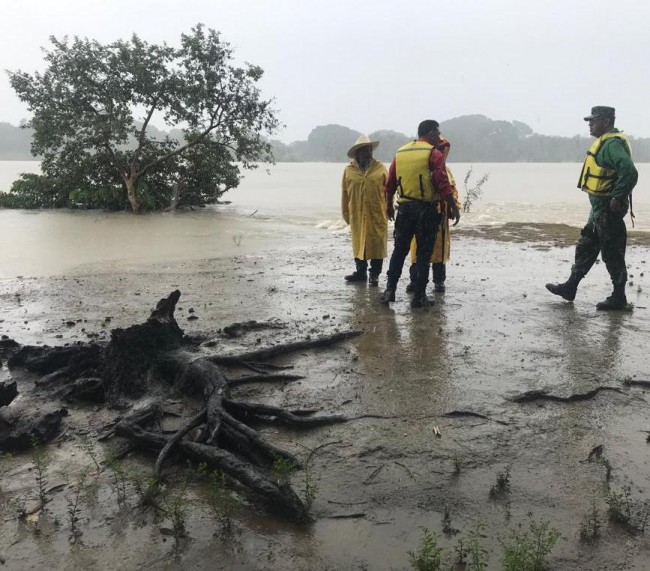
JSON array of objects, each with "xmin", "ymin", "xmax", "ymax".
[{"xmin": 125, "ymin": 176, "xmax": 141, "ymax": 214}]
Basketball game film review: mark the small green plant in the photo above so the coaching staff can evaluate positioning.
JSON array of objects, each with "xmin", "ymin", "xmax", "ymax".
[
  {"xmin": 465, "ymin": 520, "xmax": 489, "ymax": 570},
  {"xmin": 452, "ymin": 453, "xmax": 462, "ymax": 474},
  {"xmin": 106, "ymin": 453, "xmax": 129, "ymax": 506},
  {"xmin": 606, "ymin": 485, "xmax": 633, "ymax": 525},
  {"xmin": 271, "ymin": 453, "xmax": 297, "ymax": 483},
  {"xmin": 408, "ymin": 528, "xmax": 443, "ymax": 571},
  {"xmin": 580, "ymin": 496, "xmax": 602, "ymax": 542},
  {"xmin": 206, "ymin": 470, "xmax": 238, "ymax": 533},
  {"xmin": 130, "ymin": 471, "xmax": 162, "ymax": 508},
  {"xmin": 160, "ymin": 475, "xmax": 190, "ymax": 538},
  {"xmin": 76, "ymin": 434, "xmax": 102, "ymax": 473},
  {"xmin": 489, "ymin": 465, "xmax": 511, "ymax": 498},
  {"xmin": 442, "ymin": 506, "xmax": 457, "ymax": 535},
  {"xmin": 454, "ymin": 538, "xmax": 467, "ymax": 566},
  {"xmin": 499, "ymin": 516, "xmax": 560, "ymax": 571},
  {"xmin": 606, "ymin": 485, "xmax": 649, "ymax": 533},
  {"xmin": 461, "ymin": 168, "xmax": 489, "ymax": 213},
  {"xmin": 303, "ymin": 460, "xmax": 318, "ymax": 510},
  {"xmin": 67, "ymin": 475, "xmax": 86, "ymax": 542},
  {"xmin": 30, "ymin": 437, "xmax": 51, "ymax": 505}
]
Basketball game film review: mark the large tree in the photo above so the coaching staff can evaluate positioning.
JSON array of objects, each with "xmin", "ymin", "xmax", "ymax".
[{"xmin": 7, "ymin": 25, "xmax": 280, "ymax": 212}]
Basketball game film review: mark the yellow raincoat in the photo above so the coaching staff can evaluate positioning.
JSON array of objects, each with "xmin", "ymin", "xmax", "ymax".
[
  {"xmin": 409, "ymin": 140, "xmax": 461, "ymax": 264},
  {"xmin": 341, "ymin": 158, "xmax": 388, "ymax": 260}
]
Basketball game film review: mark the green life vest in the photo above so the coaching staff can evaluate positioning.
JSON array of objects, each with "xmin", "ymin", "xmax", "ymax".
[
  {"xmin": 395, "ymin": 141, "xmax": 438, "ymax": 203},
  {"xmin": 578, "ymin": 131, "xmax": 632, "ymax": 196}
]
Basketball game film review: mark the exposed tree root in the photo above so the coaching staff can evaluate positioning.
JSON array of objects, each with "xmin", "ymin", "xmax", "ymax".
[
  {"xmin": 2, "ymin": 290, "xmax": 360, "ymax": 522},
  {"xmin": 622, "ymin": 378, "xmax": 650, "ymax": 389},
  {"xmin": 0, "ymin": 381, "xmax": 18, "ymax": 408},
  {"xmin": 510, "ymin": 386, "xmax": 627, "ymax": 403},
  {"xmin": 209, "ymin": 330, "xmax": 364, "ymax": 365},
  {"xmin": 443, "ymin": 410, "xmax": 510, "ymax": 425}
]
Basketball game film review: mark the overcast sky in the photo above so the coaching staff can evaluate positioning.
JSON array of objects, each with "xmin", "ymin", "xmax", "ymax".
[{"xmin": 1, "ymin": 0, "xmax": 648, "ymax": 142}]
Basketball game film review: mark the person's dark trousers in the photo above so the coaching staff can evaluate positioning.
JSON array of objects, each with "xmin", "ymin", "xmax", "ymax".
[
  {"xmin": 354, "ymin": 258, "xmax": 383, "ymax": 277},
  {"xmin": 432, "ymin": 262, "xmax": 446, "ymax": 284},
  {"xmin": 386, "ymin": 201, "xmax": 441, "ymax": 294},
  {"xmin": 572, "ymin": 211, "xmax": 627, "ymax": 288}
]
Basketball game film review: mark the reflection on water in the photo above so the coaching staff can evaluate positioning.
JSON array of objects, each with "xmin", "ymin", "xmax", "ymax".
[{"xmin": 0, "ymin": 208, "xmax": 320, "ymax": 278}]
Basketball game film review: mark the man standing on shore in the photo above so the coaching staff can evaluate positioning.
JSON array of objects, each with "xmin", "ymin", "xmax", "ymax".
[
  {"xmin": 380, "ymin": 120, "xmax": 460, "ymax": 308},
  {"xmin": 405, "ymin": 135, "xmax": 461, "ymax": 294},
  {"xmin": 341, "ymin": 135, "xmax": 388, "ymax": 286},
  {"xmin": 546, "ymin": 106, "xmax": 638, "ymax": 310}
]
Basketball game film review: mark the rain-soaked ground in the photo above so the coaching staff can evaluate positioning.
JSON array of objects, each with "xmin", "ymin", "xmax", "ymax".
[{"xmin": 1, "ymin": 222, "xmax": 650, "ymax": 570}]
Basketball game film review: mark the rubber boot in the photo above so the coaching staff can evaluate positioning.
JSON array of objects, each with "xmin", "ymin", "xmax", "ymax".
[
  {"xmin": 405, "ymin": 264, "xmax": 416, "ymax": 293},
  {"xmin": 432, "ymin": 263, "xmax": 446, "ymax": 292},
  {"xmin": 596, "ymin": 283, "xmax": 628, "ymax": 311},
  {"xmin": 545, "ymin": 273, "xmax": 582, "ymax": 302},
  {"xmin": 379, "ymin": 287, "xmax": 396, "ymax": 304},
  {"xmin": 410, "ymin": 290, "xmax": 434, "ymax": 308},
  {"xmin": 368, "ymin": 259, "xmax": 382, "ymax": 287},
  {"xmin": 345, "ymin": 259, "xmax": 368, "ymax": 283}
]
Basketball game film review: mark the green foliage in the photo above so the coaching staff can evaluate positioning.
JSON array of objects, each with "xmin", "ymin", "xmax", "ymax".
[
  {"xmin": 499, "ymin": 517, "xmax": 560, "ymax": 571},
  {"xmin": 7, "ymin": 24, "xmax": 279, "ymax": 212},
  {"xmin": 465, "ymin": 520, "xmax": 489, "ymax": 570},
  {"xmin": 271, "ymin": 453, "xmax": 297, "ymax": 483},
  {"xmin": 606, "ymin": 485, "xmax": 650, "ymax": 533},
  {"xmin": 408, "ymin": 528, "xmax": 444, "ymax": 571},
  {"xmin": 0, "ymin": 173, "xmax": 67, "ymax": 208}
]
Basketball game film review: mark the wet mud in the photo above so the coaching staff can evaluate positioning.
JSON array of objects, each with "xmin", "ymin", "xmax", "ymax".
[{"xmin": 1, "ymin": 224, "xmax": 650, "ymax": 570}]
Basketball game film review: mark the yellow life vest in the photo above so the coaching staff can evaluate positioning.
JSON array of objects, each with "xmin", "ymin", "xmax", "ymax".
[
  {"xmin": 578, "ymin": 132, "xmax": 632, "ymax": 196},
  {"xmin": 395, "ymin": 141, "xmax": 438, "ymax": 203}
]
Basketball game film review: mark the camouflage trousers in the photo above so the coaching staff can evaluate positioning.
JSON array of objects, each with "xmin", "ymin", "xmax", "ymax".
[{"xmin": 572, "ymin": 209, "xmax": 627, "ymax": 286}]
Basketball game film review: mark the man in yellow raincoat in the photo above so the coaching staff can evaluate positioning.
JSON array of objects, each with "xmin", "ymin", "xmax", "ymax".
[
  {"xmin": 405, "ymin": 136, "xmax": 461, "ymax": 293},
  {"xmin": 341, "ymin": 135, "xmax": 388, "ymax": 286}
]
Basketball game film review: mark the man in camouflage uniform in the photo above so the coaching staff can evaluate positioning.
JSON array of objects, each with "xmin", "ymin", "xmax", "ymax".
[{"xmin": 546, "ymin": 106, "xmax": 638, "ymax": 310}]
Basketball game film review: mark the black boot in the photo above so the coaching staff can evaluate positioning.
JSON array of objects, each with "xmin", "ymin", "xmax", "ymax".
[
  {"xmin": 379, "ymin": 286, "xmax": 396, "ymax": 304},
  {"xmin": 368, "ymin": 259, "xmax": 382, "ymax": 287},
  {"xmin": 411, "ymin": 291, "xmax": 434, "ymax": 308},
  {"xmin": 432, "ymin": 263, "xmax": 446, "ymax": 292},
  {"xmin": 545, "ymin": 273, "xmax": 581, "ymax": 302},
  {"xmin": 345, "ymin": 271, "xmax": 367, "ymax": 283},
  {"xmin": 405, "ymin": 264, "xmax": 416, "ymax": 293},
  {"xmin": 345, "ymin": 258, "xmax": 368, "ymax": 283},
  {"xmin": 596, "ymin": 283, "xmax": 628, "ymax": 311}
]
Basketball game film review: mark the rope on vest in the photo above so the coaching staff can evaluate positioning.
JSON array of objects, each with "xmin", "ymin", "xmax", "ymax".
[{"xmin": 630, "ymin": 192, "xmax": 635, "ymax": 228}]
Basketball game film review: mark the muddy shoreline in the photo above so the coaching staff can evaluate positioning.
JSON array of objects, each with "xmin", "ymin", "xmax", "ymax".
[{"xmin": 1, "ymin": 225, "xmax": 650, "ymax": 570}]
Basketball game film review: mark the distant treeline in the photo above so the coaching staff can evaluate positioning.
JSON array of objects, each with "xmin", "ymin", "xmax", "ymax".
[
  {"xmin": 269, "ymin": 115, "xmax": 650, "ymax": 163},
  {"xmin": 3, "ymin": 115, "xmax": 650, "ymax": 163}
]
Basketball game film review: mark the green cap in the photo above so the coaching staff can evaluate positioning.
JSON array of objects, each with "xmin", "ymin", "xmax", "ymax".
[{"xmin": 583, "ymin": 106, "xmax": 615, "ymax": 121}]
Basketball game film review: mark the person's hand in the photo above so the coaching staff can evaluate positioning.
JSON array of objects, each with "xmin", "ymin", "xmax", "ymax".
[
  {"xmin": 446, "ymin": 197, "xmax": 461, "ymax": 226},
  {"xmin": 609, "ymin": 196, "xmax": 628, "ymax": 217},
  {"xmin": 386, "ymin": 202, "xmax": 395, "ymax": 221}
]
